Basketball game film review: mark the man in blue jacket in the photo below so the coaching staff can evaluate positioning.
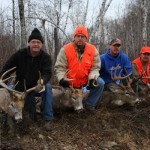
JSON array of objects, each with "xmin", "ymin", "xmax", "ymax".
[{"xmin": 99, "ymin": 38, "xmax": 132, "ymax": 91}]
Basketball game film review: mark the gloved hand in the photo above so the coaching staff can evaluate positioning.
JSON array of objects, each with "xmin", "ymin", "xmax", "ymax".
[
  {"xmin": 87, "ymin": 79, "xmax": 99, "ymax": 90},
  {"xmin": 36, "ymin": 79, "xmax": 44, "ymax": 92},
  {"xmin": 59, "ymin": 78, "xmax": 70, "ymax": 88}
]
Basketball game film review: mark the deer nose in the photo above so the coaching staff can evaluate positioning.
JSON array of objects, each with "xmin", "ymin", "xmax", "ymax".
[
  {"xmin": 16, "ymin": 119, "xmax": 23, "ymax": 124},
  {"xmin": 75, "ymin": 108, "xmax": 83, "ymax": 113}
]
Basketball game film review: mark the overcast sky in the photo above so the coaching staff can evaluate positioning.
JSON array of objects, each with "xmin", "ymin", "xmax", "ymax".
[
  {"xmin": 89, "ymin": 0, "xmax": 129, "ymax": 19},
  {"xmin": 0, "ymin": 0, "xmax": 130, "ymax": 18}
]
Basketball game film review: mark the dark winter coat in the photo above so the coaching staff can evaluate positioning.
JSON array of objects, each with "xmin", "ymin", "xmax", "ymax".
[{"xmin": 0, "ymin": 47, "xmax": 52, "ymax": 91}]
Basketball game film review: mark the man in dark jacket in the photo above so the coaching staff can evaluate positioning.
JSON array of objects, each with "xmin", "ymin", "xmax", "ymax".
[{"xmin": 0, "ymin": 28, "xmax": 53, "ymax": 131}]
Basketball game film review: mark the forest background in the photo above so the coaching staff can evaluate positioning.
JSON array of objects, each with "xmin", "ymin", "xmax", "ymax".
[{"xmin": 0, "ymin": 0, "xmax": 149, "ymax": 69}]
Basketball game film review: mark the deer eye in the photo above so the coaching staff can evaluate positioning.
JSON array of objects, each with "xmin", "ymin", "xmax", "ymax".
[{"xmin": 72, "ymin": 97, "xmax": 76, "ymax": 101}]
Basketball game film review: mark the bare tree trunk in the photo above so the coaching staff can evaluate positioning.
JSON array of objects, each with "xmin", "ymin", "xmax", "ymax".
[
  {"xmin": 18, "ymin": 0, "xmax": 26, "ymax": 48},
  {"xmin": 130, "ymin": 19, "xmax": 135, "ymax": 58},
  {"xmin": 27, "ymin": 0, "xmax": 32, "ymax": 32},
  {"xmin": 53, "ymin": 0, "xmax": 62, "ymax": 64},
  {"xmin": 83, "ymin": 0, "xmax": 89, "ymax": 25},
  {"xmin": 99, "ymin": 0, "xmax": 113, "ymax": 39},
  {"xmin": 64, "ymin": 0, "xmax": 73, "ymax": 33},
  {"xmin": 90, "ymin": 0, "xmax": 107, "ymax": 41},
  {"xmin": 41, "ymin": 19, "xmax": 49, "ymax": 54},
  {"xmin": 54, "ymin": 11, "xmax": 60, "ymax": 64},
  {"xmin": 89, "ymin": 0, "xmax": 113, "ymax": 45},
  {"xmin": 12, "ymin": 0, "xmax": 16, "ymax": 51},
  {"xmin": 54, "ymin": 27, "xmax": 59, "ymax": 61},
  {"xmin": 141, "ymin": 0, "xmax": 148, "ymax": 46}
]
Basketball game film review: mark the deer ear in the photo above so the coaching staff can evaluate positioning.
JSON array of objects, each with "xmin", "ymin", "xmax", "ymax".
[{"xmin": 12, "ymin": 95, "xmax": 17, "ymax": 101}]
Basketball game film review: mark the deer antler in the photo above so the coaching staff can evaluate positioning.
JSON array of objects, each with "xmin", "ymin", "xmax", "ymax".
[
  {"xmin": 110, "ymin": 65, "xmax": 134, "ymax": 93},
  {"xmin": 2, "ymin": 75, "xmax": 16, "ymax": 83},
  {"xmin": 147, "ymin": 83, "xmax": 150, "ymax": 90},
  {"xmin": 122, "ymin": 68, "xmax": 134, "ymax": 93},
  {"xmin": 0, "ymin": 68, "xmax": 44, "ymax": 95},
  {"xmin": 132, "ymin": 70, "xmax": 146, "ymax": 82},
  {"xmin": 0, "ymin": 68, "xmax": 47, "ymax": 109},
  {"xmin": 110, "ymin": 65, "xmax": 131, "ymax": 81},
  {"xmin": 64, "ymin": 69, "xmax": 75, "ymax": 81},
  {"xmin": 23, "ymin": 71, "xmax": 45, "ymax": 93},
  {"xmin": 93, "ymin": 75, "xmax": 99, "ymax": 87},
  {"xmin": 87, "ymin": 75, "xmax": 99, "ymax": 88},
  {"xmin": 0, "ymin": 67, "xmax": 22, "ymax": 94}
]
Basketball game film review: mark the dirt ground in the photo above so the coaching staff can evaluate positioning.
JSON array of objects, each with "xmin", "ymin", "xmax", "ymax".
[{"xmin": 1, "ymin": 101, "xmax": 150, "ymax": 150}]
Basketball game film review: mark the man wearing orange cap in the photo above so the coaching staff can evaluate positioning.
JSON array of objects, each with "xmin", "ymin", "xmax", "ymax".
[
  {"xmin": 132, "ymin": 46, "xmax": 150, "ymax": 84},
  {"xmin": 54, "ymin": 25, "xmax": 104, "ymax": 114}
]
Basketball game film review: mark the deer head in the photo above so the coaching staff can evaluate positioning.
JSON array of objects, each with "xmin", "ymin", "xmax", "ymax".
[
  {"xmin": 110, "ymin": 65, "xmax": 134, "ymax": 94},
  {"xmin": 109, "ymin": 65, "xmax": 141, "ymax": 106},
  {"xmin": 68, "ymin": 86, "xmax": 86, "ymax": 111},
  {"xmin": 52, "ymin": 85, "xmax": 89, "ymax": 111},
  {"xmin": 0, "ymin": 67, "xmax": 43, "ymax": 120}
]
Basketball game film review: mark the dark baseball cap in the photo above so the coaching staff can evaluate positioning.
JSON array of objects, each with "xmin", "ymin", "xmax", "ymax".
[{"xmin": 110, "ymin": 38, "xmax": 121, "ymax": 46}]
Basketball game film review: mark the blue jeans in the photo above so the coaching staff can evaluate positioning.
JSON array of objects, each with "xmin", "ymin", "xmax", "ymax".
[
  {"xmin": 25, "ymin": 82, "xmax": 53, "ymax": 121},
  {"xmin": 85, "ymin": 77, "xmax": 105, "ymax": 107}
]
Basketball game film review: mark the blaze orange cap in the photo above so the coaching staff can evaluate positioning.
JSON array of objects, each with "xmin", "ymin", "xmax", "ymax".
[
  {"xmin": 74, "ymin": 25, "xmax": 88, "ymax": 39},
  {"xmin": 140, "ymin": 46, "xmax": 150, "ymax": 54}
]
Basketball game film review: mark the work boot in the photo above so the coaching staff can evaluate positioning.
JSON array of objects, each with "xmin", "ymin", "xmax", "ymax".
[
  {"xmin": 84, "ymin": 105, "xmax": 96, "ymax": 114},
  {"xmin": 43, "ymin": 120, "xmax": 53, "ymax": 131}
]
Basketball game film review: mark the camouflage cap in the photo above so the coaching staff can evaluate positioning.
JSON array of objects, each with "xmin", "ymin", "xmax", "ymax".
[{"xmin": 110, "ymin": 38, "xmax": 121, "ymax": 46}]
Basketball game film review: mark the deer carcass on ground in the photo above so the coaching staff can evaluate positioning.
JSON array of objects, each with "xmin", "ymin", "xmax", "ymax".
[
  {"xmin": 101, "ymin": 65, "xmax": 140, "ymax": 107},
  {"xmin": 35, "ymin": 85, "xmax": 89, "ymax": 114},
  {"xmin": 131, "ymin": 72, "xmax": 150, "ymax": 102},
  {"xmin": 0, "ymin": 67, "xmax": 43, "ymax": 135},
  {"xmin": 48, "ymin": 70, "xmax": 90, "ymax": 112},
  {"xmin": 52, "ymin": 85, "xmax": 89, "ymax": 111}
]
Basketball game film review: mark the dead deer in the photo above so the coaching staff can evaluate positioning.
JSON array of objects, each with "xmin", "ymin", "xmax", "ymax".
[
  {"xmin": 50, "ymin": 69, "xmax": 85, "ymax": 111},
  {"xmin": 52, "ymin": 85, "xmax": 89, "ymax": 111},
  {"xmin": 37, "ymin": 69, "xmax": 89, "ymax": 113},
  {"xmin": 130, "ymin": 69, "xmax": 150, "ymax": 101},
  {"xmin": 0, "ymin": 67, "xmax": 43, "ymax": 135},
  {"xmin": 101, "ymin": 65, "xmax": 140, "ymax": 107}
]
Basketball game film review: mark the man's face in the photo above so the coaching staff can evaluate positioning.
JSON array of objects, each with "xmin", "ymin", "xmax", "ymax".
[
  {"xmin": 140, "ymin": 53, "xmax": 150, "ymax": 63},
  {"xmin": 28, "ymin": 39, "xmax": 43, "ymax": 56},
  {"xmin": 74, "ymin": 34, "xmax": 87, "ymax": 47},
  {"xmin": 109, "ymin": 44, "xmax": 121, "ymax": 56}
]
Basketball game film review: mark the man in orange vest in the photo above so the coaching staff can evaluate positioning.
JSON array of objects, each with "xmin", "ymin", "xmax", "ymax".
[
  {"xmin": 132, "ymin": 46, "xmax": 150, "ymax": 84},
  {"xmin": 54, "ymin": 25, "xmax": 105, "ymax": 114}
]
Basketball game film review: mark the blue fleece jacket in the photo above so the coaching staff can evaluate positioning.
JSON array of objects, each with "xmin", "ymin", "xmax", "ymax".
[{"xmin": 99, "ymin": 49, "xmax": 132, "ymax": 84}]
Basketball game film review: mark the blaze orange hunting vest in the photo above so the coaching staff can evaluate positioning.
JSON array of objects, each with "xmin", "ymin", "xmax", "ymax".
[
  {"xmin": 64, "ymin": 42, "xmax": 95, "ymax": 88},
  {"xmin": 132, "ymin": 57, "xmax": 150, "ymax": 83}
]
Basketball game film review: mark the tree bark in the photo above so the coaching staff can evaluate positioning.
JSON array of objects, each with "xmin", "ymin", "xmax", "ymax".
[
  {"xmin": 89, "ymin": 0, "xmax": 113, "ymax": 44},
  {"xmin": 12, "ymin": 0, "xmax": 16, "ymax": 51},
  {"xmin": 141, "ymin": 0, "xmax": 148, "ymax": 46},
  {"xmin": 83, "ymin": 0, "xmax": 89, "ymax": 25},
  {"xmin": 64, "ymin": 0, "xmax": 73, "ymax": 33},
  {"xmin": 18, "ymin": 0, "xmax": 26, "ymax": 48}
]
